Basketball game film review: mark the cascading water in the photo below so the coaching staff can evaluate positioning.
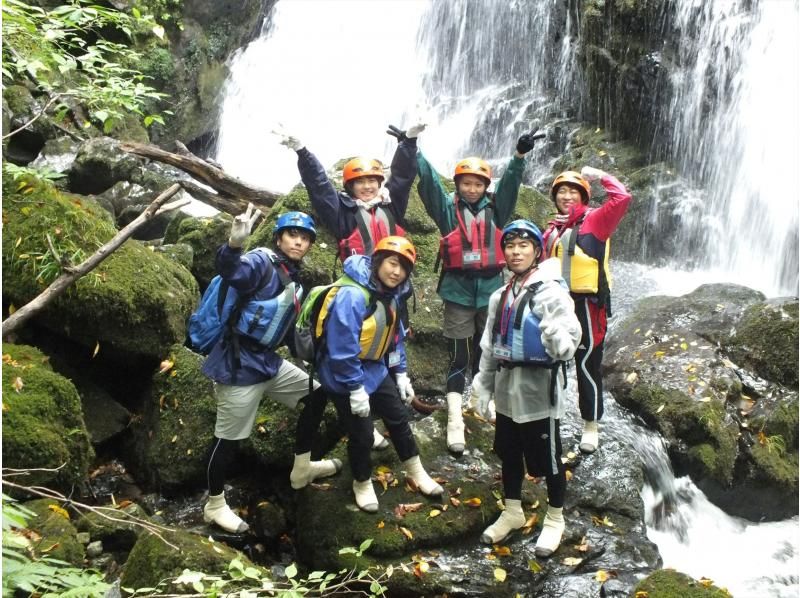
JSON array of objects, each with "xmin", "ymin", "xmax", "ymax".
[
  {"xmin": 211, "ymin": 2, "xmax": 798, "ymax": 593},
  {"xmin": 661, "ymin": 0, "xmax": 799, "ymax": 296}
]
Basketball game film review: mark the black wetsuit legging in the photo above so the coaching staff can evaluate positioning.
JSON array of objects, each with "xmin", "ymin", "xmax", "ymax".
[
  {"xmin": 446, "ymin": 335, "xmax": 483, "ymax": 394},
  {"xmin": 206, "ymin": 386, "xmax": 327, "ymax": 495}
]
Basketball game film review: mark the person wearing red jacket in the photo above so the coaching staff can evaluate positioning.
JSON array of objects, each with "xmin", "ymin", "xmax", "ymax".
[{"xmin": 540, "ymin": 167, "xmax": 631, "ymax": 454}]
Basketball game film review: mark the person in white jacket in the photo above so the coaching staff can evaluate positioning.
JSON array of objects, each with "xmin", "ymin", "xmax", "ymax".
[{"xmin": 471, "ymin": 219, "xmax": 581, "ymax": 557}]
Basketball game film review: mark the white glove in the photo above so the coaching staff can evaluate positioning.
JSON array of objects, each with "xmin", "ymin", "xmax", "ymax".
[
  {"xmin": 470, "ymin": 373, "xmax": 493, "ymax": 419},
  {"xmin": 349, "ymin": 386, "xmax": 371, "ymax": 418},
  {"xmin": 580, "ymin": 166, "xmax": 606, "ymax": 182},
  {"xmin": 228, "ymin": 202, "xmax": 262, "ymax": 248},
  {"xmin": 277, "ymin": 133, "xmax": 304, "ymax": 152},
  {"xmin": 406, "ymin": 123, "xmax": 426, "ymax": 139},
  {"xmin": 395, "ymin": 372, "xmax": 415, "ymax": 405}
]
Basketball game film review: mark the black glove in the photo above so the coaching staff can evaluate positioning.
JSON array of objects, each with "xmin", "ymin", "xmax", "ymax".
[
  {"xmin": 516, "ymin": 129, "xmax": 547, "ymax": 154},
  {"xmin": 386, "ymin": 124, "xmax": 408, "ymax": 143}
]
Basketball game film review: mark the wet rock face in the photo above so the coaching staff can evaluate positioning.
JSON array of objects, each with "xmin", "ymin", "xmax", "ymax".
[{"xmin": 605, "ymin": 283, "xmax": 799, "ymax": 520}]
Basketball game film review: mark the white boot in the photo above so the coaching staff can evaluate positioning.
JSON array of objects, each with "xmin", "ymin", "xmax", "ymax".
[
  {"xmin": 289, "ymin": 452, "xmax": 343, "ymax": 490},
  {"xmin": 480, "ymin": 499, "xmax": 525, "ymax": 544},
  {"xmin": 534, "ymin": 506, "xmax": 565, "ymax": 557},
  {"xmin": 372, "ymin": 427, "xmax": 389, "ymax": 450},
  {"xmin": 403, "ymin": 455, "xmax": 443, "ymax": 497},
  {"xmin": 580, "ymin": 420, "xmax": 599, "ymax": 454},
  {"xmin": 353, "ymin": 479, "xmax": 379, "ymax": 513},
  {"xmin": 203, "ymin": 492, "xmax": 248, "ymax": 533},
  {"xmin": 446, "ymin": 392, "xmax": 466, "ymax": 454}
]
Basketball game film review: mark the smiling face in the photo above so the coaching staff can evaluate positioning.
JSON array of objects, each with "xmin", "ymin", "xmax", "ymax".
[
  {"xmin": 276, "ymin": 228, "xmax": 312, "ymax": 261},
  {"xmin": 349, "ymin": 176, "xmax": 382, "ymax": 201},
  {"xmin": 456, "ymin": 174, "xmax": 488, "ymax": 203},
  {"xmin": 554, "ymin": 183, "xmax": 584, "ymax": 215},
  {"xmin": 503, "ymin": 237, "xmax": 541, "ymax": 274},
  {"xmin": 375, "ymin": 254, "xmax": 409, "ymax": 289}
]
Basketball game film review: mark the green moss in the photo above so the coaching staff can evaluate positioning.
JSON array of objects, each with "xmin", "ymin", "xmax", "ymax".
[
  {"xmin": 750, "ymin": 443, "xmax": 799, "ymax": 488},
  {"xmin": 120, "ymin": 528, "xmax": 261, "ymax": 590},
  {"xmin": 634, "ymin": 568, "xmax": 732, "ymax": 597},
  {"xmin": 725, "ymin": 302, "xmax": 799, "ymax": 387},
  {"xmin": 2, "ymin": 343, "xmax": 94, "ymax": 491},
  {"xmin": 2, "ymin": 174, "xmax": 198, "ymax": 357},
  {"xmin": 24, "ymin": 499, "xmax": 86, "ymax": 566},
  {"xmin": 139, "ymin": 47, "xmax": 176, "ymax": 87},
  {"xmin": 75, "ymin": 502, "xmax": 150, "ymax": 552},
  {"xmin": 169, "ymin": 213, "xmax": 233, "ymax": 289}
]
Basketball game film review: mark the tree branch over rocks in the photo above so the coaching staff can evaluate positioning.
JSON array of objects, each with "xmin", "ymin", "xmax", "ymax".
[
  {"xmin": 120, "ymin": 141, "xmax": 281, "ymax": 214},
  {"xmin": 1, "ymin": 184, "xmax": 187, "ymax": 338}
]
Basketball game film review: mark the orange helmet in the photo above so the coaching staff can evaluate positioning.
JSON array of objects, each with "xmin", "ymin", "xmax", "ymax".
[
  {"xmin": 343, "ymin": 157, "xmax": 385, "ymax": 185},
  {"xmin": 551, "ymin": 171, "xmax": 591, "ymax": 204},
  {"xmin": 373, "ymin": 235, "xmax": 417, "ymax": 266},
  {"xmin": 453, "ymin": 157, "xmax": 492, "ymax": 186}
]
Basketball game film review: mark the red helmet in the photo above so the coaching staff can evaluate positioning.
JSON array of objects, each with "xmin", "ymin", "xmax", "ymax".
[
  {"xmin": 551, "ymin": 171, "xmax": 591, "ymax": 204},
  {"xmin": 373, "ymin": 235, "xmax": 417, "ymax": 266},
  {"xmin": 343, "ymin": 157, "xmax": 385, "ymax": 185},
  {"xmin": 453, "ymin": 157, "xmax": 491, "ymax": 186}
]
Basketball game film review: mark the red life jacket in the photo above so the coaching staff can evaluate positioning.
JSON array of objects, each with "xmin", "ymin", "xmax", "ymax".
[
  {"xmin": 439, "ymin": 196, "xmax": 505, "ymax": 272},
  {"xmin": 338, "ymin": 205, "xmax": 406, "ymax": 261}
]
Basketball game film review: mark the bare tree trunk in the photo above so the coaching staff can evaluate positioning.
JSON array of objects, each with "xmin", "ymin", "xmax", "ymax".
[
  {"xmin": 2, "ymin": 184, "xmax": 187, "ymax": 337},
  {"xmin": 120, "ymin": 141, "xmax": 281, "ymax": 213},
  {"xmin": 178, "ymin": 180, "xmax": 251, "ymax": 215}
]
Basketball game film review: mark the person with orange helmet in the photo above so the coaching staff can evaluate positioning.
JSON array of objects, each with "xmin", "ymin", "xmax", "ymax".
[
  {"xmin": 541, "ymin": 166, "xmax": 632, "ymax": 454},
  {"xmin": 312, "ymin": 236, "xmax": 444, "ymax": 512},
  {"xmin": 415, "ymin": 128, "xmax": 544, "ymax": 455}
]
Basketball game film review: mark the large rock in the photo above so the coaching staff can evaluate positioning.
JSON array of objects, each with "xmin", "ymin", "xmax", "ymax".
[
  {"xmin": 129, "ymin": 344, "xmax": 341, "ymax": 491},
  {"xmin": 2, "ymin": 343, "xmax": 94, "ymax": 491},
  {"xmin": 2, "ymin": 175, "xmax": 199, "ymax": 358},
  {"xmin": 163, "ymin": 212, "xmax": 232, "ymax": 290},
  {"xmin": 294, "ymin": 411, "xmax": 661, "ymax": 596},
  {"xmin": 23, "ymin": 498, "xmax": 86, "ymax": 566},
  {"xmin": 605, "ymin": 284, "xmax": 798, "ymax": 520}
]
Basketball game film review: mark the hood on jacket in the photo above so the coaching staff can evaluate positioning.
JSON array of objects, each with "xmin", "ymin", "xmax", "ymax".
[
  {"xmin": 534, "ymin": 256, "xmax": 563, "ymax": 281},
  {"xmin": 343, "ymin": 254, "xmax": 410, "ymax": 298}
]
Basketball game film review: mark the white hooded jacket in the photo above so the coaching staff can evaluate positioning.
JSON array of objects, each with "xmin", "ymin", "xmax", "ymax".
[{"xmin": 474, "ymin": 257, "xmax": 581, "ymax": 423}]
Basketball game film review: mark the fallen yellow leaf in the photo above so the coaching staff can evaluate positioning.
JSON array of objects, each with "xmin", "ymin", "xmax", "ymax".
[
  {"xmin": 400, "ymin": 526, "xmax": 413, "ymax": 540},
  {"xmin": 428, "ymin": 509, "xmax": 441, "ymax": 518},
  {"xmin": 493, "ymin": 545, "xmax": 511, "ymax": 556},
  {"xmin": 48, "ymin": 504, "xmax": 70, "ymax": 519},
  {"xmin": 562, "ymin": 556, "xmax": 583, "ymax": 566},
  {"xmin": 377, "ymin": 520, "xmax": 385, "ymax": 529},
  {"xmin": 463, "ymin": 497, "xmax": 482, "ymax": 507},
  {"xmin": 13, "ymin": 377, "xmax": 23, "ymax": 393},
  {"xmin": 494, "ymin": 567, "xmax": 507, "ymax": 582},
  {"xmin": 596, "ymin": 570, "xmax": 609, "ymax": 582},
  {"xmin": 158, "ymin": 359, "xmax": 174, "ymax": 374},
  {"xmin": 699, "ymin": 577, "xmax": 714, "ymax": 588},
  {"xmin": 656, "ymin": 404, "xmax": 665, "ymax": 413}
]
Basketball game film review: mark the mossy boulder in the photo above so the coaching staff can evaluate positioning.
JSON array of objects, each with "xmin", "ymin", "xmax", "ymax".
[
  {"xmin": 163, "ymin": 212, "xmax": 233, "ymax": 290},
  {"xmin": 605, "ymin": 284, "xmax": 798, "ymax": 520},
  {"xmin": 2, "ymin": 175, "xmax": 198, "ymax": 358},
  {"xmin": 2, "ymin": 343, "xmax": 93, "ymax": 491},
  {"xmin": 634, "ymin": 569, "xmax": 732, "ymax": 598},
  {"xmin": 23, "ymin": 498, "xmax": 86, "ymax": 566},
  {"xmin": 68, "ymin": 137, "xmax": 144, "ymax": 195},
  {"xmin": 723, "ymin": 299, "xmax": 798, "ymax": 388},
  {"xmin": 74, "ymin": 501, "xmax": 151, "ymax": 554},
  {"xmin": 120, "ymin": 528, "xmax": 261, "ymax": 591},
  {"xmin": 130, "ymin": 344, "xmax": 341, "ymax": 491}
]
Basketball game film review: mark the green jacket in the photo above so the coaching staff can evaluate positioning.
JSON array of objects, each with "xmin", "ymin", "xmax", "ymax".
[{"xmin": 416, "ymin": 151, "xmax": 525, "ymax": 309}]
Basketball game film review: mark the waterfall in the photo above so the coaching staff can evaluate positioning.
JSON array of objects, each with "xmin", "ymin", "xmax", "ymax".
[{"xmin": 663, "ymin": 0, "xmax": 799, "ymax": 296}]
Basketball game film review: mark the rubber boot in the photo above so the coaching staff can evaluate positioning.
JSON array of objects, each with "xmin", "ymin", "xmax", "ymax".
[
  {"xmin": 534, "ymin": 506, "xmax": 565, "ymax": 557},
  {"xmin": 446, "ymin": 392, "xmax": 466, "ymax": 454},
  {"xmin": 372, "ymin": 427, "xmax": 389, "ymax": 450},
  {"xmin": 580, "ymin": 420, "xmax": 599, "ymax": 454},
  {"xmin": 203, "ymin": 492, "xmax": 248, "ymax": 533},
  {"xmin": 480, "ymin": 499, "xmax": 525, "ymax": 544},
  {"xmin": 289, "ymin": 452, "xmax": 343, "ymax": 490},
  {"xmin": 403, "ymin": 455, "xmax": 443, "ymax": 497},
  {"xmin": 353, "ymin": 479, "xmax": 378, "ymax": 513}
]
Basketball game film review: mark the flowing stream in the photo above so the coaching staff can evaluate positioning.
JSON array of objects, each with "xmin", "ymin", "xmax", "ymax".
[{"xmin": 212, "ymin": 1, "xmax": 799, "ymax": 594}]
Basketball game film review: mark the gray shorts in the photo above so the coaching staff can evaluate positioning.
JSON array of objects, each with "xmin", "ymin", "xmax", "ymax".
[
  {"xmin": 442, "ymin": 301, "xmax": 489, "ymax": 340},
  {"xmin": 214, "ymin": 360, "xmax": 320, "ymax": 440}
]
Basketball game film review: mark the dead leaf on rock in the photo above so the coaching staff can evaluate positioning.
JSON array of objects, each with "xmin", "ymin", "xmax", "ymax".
[{"xmin": 562, "ymin": 556, "xmax": 583, "ymax": 566}]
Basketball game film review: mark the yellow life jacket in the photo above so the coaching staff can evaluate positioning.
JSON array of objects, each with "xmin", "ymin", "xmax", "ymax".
[
  {"xmin": 545, "ymin": 225, "xmax": 611, "ymax": 296},
  {"xmin": 313, "ymin": 281, "xmax": 398, "ymax": 361}
]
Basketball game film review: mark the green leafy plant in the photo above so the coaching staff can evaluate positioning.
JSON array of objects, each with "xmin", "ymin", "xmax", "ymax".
[
  {"xmin": 2, "ymin": 493, "xmax": 112, "ymax": 597},
  {"xmin": 2, "ymin": 0, "xmax": 169, "ymax": 134}
]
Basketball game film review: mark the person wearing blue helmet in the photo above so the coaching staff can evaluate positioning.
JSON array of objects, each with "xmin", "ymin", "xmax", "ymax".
[
  {"xmin": 200, "ymin": 204, "xmax": 342, "ymax": 534},
  {"xmin": 471, "ymin": 219, "xmax": 581, "ymax": 557}
]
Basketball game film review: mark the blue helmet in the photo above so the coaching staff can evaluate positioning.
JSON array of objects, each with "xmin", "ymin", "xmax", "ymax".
[
  {"xmin": 501, "ymin": 219, "xmax": 542, "ymax": 248},
  {"xmin": 273, "ymin": 211, "xmax": 317, "ymax": 241}
]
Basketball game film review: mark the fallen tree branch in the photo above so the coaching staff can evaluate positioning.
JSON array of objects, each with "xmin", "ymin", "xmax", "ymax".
[
  {"xmin": 178, "ymin": 180, "xmax": 251, "ymax": 215},
  {"xmin": 120, "ymin": 141, "xmax": 280, "ymax": 212},
  {"xmin": 2, "ymin": 183, "xmax": 183, "ymax": 337}
]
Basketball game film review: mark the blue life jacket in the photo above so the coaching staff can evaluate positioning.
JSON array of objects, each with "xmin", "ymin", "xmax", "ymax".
[
  {"xmin": 491, "ymin": 280, "xmax": 555, "ymax": 366},
  {"xmin": 188, "ymin": 249, "xmax": 301, "ymax": 355}
]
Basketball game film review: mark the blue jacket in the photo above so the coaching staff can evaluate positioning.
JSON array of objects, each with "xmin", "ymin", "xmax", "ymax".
[
  {"xmin": 316, "ymin": 254, "xmax": 408, "ymax": 395},
  {"xmin": 201, "ymin": 244, "xmax": 300, "ymax": 386},
  {"xmin": 295, "ymin": 139, "xmax": 418, "ymax": 241}
]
